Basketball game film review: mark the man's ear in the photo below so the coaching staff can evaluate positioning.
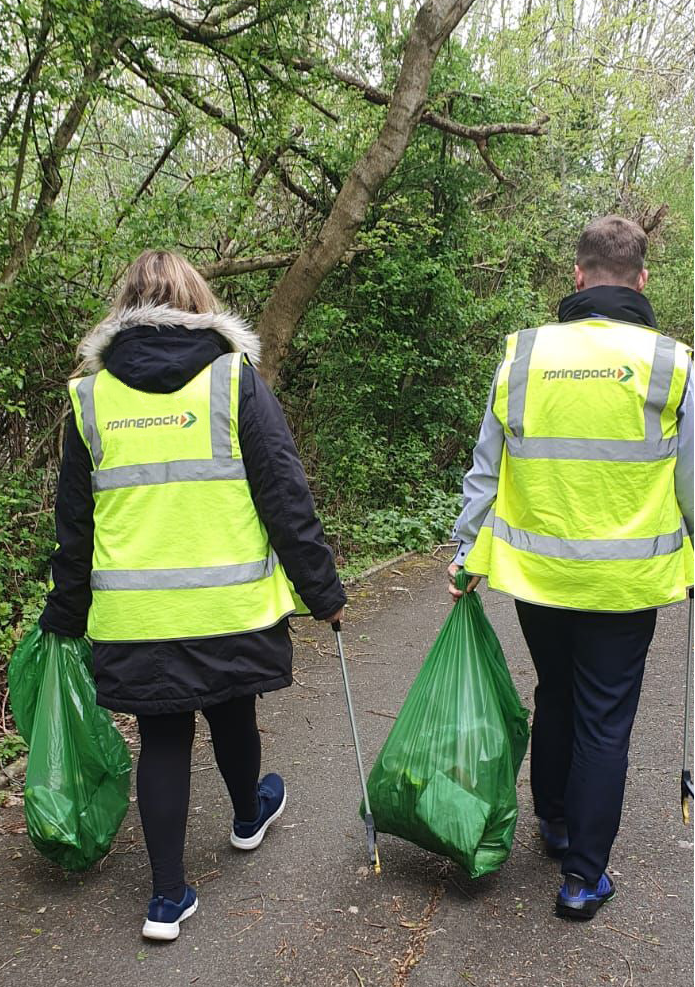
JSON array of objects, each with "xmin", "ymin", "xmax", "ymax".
[
  {"xmin": 635, "ymin": 268, "xmax": 649, "ymax": 292},
  {"xmin": 574, "ymin": 264, "xmax": 585, "ymax": 291}
]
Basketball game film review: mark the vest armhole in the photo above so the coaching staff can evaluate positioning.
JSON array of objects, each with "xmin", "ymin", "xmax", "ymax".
[
  {"xmin": 676, "ymin": 351, "xmax": 693, "ymax": 416},
  {"xmin": 68, "ymin": 377, "xmax": 96, "ymax": 468}
]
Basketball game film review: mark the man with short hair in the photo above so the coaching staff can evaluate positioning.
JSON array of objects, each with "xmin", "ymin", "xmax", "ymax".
[{"xmin": 449, "ymin": 215, "xmax": 693, "ymax": 919}]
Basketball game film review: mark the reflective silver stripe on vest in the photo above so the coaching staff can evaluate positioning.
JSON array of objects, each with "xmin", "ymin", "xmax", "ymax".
[
  {"xmin": 504, "ymin": 327, "xmax": 678, "ymax": 462},
  {"xmin": 644, "ymin": 334, "xmax": 676, "ymax": 441},
  {"xmin": 506, "ymin": 328, "xmax": 537, "ymax": 438},
  {"xmin": 91, "ymin": 551, "xmax": 278, "ymax": 591},
  {"xmin": 92, "ymin": 458, "xmax": 246, "ymax": 492},
  {"xmin": 210, "ymin": 353, "xmax": 234, "ymax": 460},
  {"xmin": 87, "ymin": 353, "xmax": 246, "ymax": 491},
  {"xmin": 492, "ymin": 517, "xmax": 682, "ymax": 561},
  {"xmin": 76, "ymin": 375, "xmax": 103, "ymax": 466},
  {"xmin": 505, "ymin": 435, "xmax": 677, "ymax": 462}
]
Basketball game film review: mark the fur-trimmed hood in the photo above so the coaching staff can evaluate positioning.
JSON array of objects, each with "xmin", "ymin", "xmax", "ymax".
[{"xmin": 78, "ymin": 303, "xmax": 261, "ymax": 371}]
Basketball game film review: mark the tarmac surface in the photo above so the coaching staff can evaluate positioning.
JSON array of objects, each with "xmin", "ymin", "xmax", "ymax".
[{"xmin": 1, "ymin": 554, "xmax": 693, "ymax": 986}]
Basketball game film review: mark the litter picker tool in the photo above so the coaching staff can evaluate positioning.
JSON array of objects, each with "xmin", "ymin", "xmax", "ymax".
[
  {"xmin": 332, "ymin": 620, "xmax": 381, "ymax": 874},
  {"xmin": 682, "ymin": 587, "xmax": 694, "ymax": 824}
]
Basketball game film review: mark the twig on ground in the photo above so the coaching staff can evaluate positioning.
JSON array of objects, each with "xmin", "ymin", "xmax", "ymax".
[
  {"xmin": 191, "ymin": 868, "xmax": 221, "ymax": 885},
  {"xmin": 366, "ymin": 708, "xmax": 398, "ymax": 719},
  {"xmin": 596, "ymin": 942, "xmax": 634, "ymax": 987},
  {"xmin": 646, "ymin": 873, "xmax": 665, "ymax": 894},
  {"xmin": 235, "ymin": 914, "xmax": 264, "ymax": 937},
  {"xmin": 514, "ymin": 837, "xmax": 544, "ymax": 857},
  {"xmin": 352, "ymin": 967, "xmax": 365, "ymax": 987},
  {"xmin": 347, "ymin": 657, "xmax": 390, "ymax": 665},
  {"xmin": 600, "ymin": 923, "xmax": 662, "ymax": 946}
]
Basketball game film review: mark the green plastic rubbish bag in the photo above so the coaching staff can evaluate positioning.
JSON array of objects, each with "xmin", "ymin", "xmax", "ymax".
[
  {"xmin": 8, "ymin": 625, "xmax": 132, "ymax": 871},
  {"xmin": 365, "ymin": 572, "xmax": 529, "ymax": 877}
]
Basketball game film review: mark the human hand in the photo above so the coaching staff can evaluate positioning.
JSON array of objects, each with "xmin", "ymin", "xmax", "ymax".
[
  {"xmin": 448, "ymin": 564, "xmax": 481, "ymax": 600},
  {"xmin": 465, "ymin": 575, "xmax": 481, "ymax": 594},
  {"xmin": 447, "ymin": 563, "xmax": 463, "ymax": 600},
  {"xmin": 325, "ymin": 606, "xmax": 345, "ymax": 625}
]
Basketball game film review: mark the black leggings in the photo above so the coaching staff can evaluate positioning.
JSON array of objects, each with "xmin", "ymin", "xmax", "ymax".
[{"xmin": 136, "ymin": 695, "xmax": 261, "ymax": 900}]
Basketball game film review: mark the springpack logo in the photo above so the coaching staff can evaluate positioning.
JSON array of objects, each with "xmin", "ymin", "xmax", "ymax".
[
  {"xmin": 542, "ymin": 366, "xmax": 634, "ymax": 382},
  {"xmin": 105, "ymin": 411, "xmax": 198, "ymax": 431}
]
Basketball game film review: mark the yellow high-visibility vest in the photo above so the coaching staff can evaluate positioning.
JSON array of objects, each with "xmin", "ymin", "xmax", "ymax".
[
  {"xmin": 69, "ymin": 352, "xmax": 306, "ymax": 641},
  {"xmin": 465, "ymin": 319, "xmax": 693, "ymax": 611}
]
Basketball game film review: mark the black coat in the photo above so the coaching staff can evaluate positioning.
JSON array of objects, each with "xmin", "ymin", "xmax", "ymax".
[{"xmin": 40, "ymin": 316, "xmax": 346, "ymax": 715}]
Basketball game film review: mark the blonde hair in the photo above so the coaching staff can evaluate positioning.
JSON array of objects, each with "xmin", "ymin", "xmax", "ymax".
[
  {"xmin": 112, "ymin": 249, "xmax": 220, "ymax": 313},
  {"xmin": 74, "ymin": 250, "xmax": 223, "ymax": 375}
]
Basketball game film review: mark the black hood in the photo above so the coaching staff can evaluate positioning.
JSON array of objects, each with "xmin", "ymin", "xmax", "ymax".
[
  {"xmin": 558, "ymin": 285, "xmax": 656, "ymax": 329},
  {"xmin": 104, "ymin": 325, "xmax": 229, "ymax": 393}
]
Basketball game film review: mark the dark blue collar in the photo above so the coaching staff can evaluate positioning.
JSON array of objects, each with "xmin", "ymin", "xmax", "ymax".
[{"xmin": 558, "ymin": 286, "xmax": 656, "ymax": 329}]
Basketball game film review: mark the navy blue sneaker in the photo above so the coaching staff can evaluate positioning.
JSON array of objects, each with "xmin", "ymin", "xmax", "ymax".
[
  {"xmin": 539, "ymin": 818, "xmax": 569, "ymax": 859},
  {"xmin": 556, "ymin": 872, "xmax": 616, "ymax": 920},
  {"xmin": 142, "ymin": 885, "xmax": 198, "ymax": 941},
  {"xmin": 230, "ymin": 773, "xmax": 286, "ymax": 850}
]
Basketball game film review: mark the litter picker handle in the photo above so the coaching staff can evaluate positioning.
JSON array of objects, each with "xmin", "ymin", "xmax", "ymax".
[
  {"xmin": 682, "ymin": 588, "xmax": 694, "ymax": 824},
  {"xmin": 333, "ymin": 621, "xmax": 381, "ymax": 873},
  {"xmin": 333, "ymin": 623, "xmax": 370, "ymax": 810}
]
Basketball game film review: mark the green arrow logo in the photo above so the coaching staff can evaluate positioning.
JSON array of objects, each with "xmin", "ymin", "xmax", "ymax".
[
  {"xmin": 617, "ymin": 366, "xmax": 634, "ymax": 383},
  {"xmin": 180, "ymin": 411, "xmax": 198, "ymax": 428}
]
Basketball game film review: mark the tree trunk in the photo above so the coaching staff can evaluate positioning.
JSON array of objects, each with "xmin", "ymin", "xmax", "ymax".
[
  {"xmin": 257, "ymin": 0, "xmax": 477, "ymax": 386},
  {"xmin": 0, "ymin": 45, "xmax": 113, "ymax": 293}
]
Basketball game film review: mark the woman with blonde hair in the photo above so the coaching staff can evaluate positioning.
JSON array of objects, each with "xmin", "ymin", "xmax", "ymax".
[{"xmin": 40, "ymin": 250, "xmax": 345, "ymax": 940}]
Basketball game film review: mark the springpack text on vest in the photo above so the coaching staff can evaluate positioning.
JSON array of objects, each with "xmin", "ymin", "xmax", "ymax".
[
  {"xmin": 105, "ymin": 411, "xmax": 198, "ymax": 430},
  {"xmin": 541, "ymin": 366, "xmax": 633, "ymax": 382}
]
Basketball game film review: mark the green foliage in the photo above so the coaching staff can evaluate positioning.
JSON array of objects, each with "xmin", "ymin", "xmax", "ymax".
[
  {"xmin": 324, "ymin": 488, "xmax": 463, "ymax": 569},
  {"xmin": 0, "ymin": 732, "xmax": 28, "ymax": 767},
  {"xmin": 0, "ymin": 470, "xmax": 53, "ymax": 666}
]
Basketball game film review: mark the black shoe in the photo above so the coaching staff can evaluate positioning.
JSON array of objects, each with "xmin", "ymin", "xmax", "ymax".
[
  {"xmin": 539, "ymin": 818, "xmax": 569, "ymax": 859},
  {"xmin": 555, "ymin": 872, "xmax": 616, "ymax": 921}
]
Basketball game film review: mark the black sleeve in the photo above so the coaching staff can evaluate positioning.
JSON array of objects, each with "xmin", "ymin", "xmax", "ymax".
[
  {"xmin": 39, "ymin": 412, "xmax": 95, "ymax": 637},
  {"xmin": 238, "ymin": 363, "xmax": 346, "ymax": 620}
]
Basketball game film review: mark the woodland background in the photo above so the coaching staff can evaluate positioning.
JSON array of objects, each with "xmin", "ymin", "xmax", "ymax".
[{"xmin": 0, "ymin": 0, "xmax": 693, "ymax": 716}]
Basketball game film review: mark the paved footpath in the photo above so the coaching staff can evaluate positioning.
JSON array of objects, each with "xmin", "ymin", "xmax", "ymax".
[{"xmin": 1, "ymin": 556, "xmax": 692, "ymax": 987}]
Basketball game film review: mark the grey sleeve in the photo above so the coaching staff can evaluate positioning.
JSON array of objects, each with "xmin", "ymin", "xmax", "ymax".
[
  {"xmin": 451, "ymin": 369, "xmax": 504, "ymax": 566},
  {"xmin": 675, "ymin": 363, "xmax": 694, "ymax": 541}
]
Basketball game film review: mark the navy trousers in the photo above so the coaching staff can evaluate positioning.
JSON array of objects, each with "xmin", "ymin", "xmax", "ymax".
[{"xmin": 515, "ymin": 600, "xmax": 657, "ymax": 885}]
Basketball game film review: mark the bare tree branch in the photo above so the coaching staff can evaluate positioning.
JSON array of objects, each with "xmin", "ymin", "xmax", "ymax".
[
  {"xmin": 120, "ymin": 44, "xmax": 247, "ymax": 141},
  {"xmin": 199, "ymin": 251, "xmax": 300, "ymax": 279},
  {"xmin": 115, "ymin": 120, "xmax": 189, "ymax": 228},
  {"xmin": 474, "ymin": 138, "xmax": 515, "ymax": 185},
  {"xmin": 283, "ymin": 52, "xmax": 549, "ymax": 144},
  {"xmin": 275, "ymin": 165, "xmax": 325, "ymax": 213},
  {"xmin": 641, "ymin": 202, "xmax": 669, "ymax": 234},
  {"xmin": 287, "ymin": 141, "xmax": 343, "ymax": 191},
  {"xmin": 259, "ymin": 62, "xmax": 340, "ymax": 123},
  {"xmin": 143, "ymin": 0, "xmax": 286, "ymax": 43},
  {"xmin": 199, "ymin": 245, "xmax": 369, "ymax": 279}
]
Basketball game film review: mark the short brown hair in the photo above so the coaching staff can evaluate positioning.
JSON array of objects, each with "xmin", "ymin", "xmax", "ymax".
[
  {"xmin": 576, "ymin": 215, "xmax": 648, "ymax": 285},
  {"xmin": 113, "ymin": 249, "xmax": 220, "ymax": 314}
]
